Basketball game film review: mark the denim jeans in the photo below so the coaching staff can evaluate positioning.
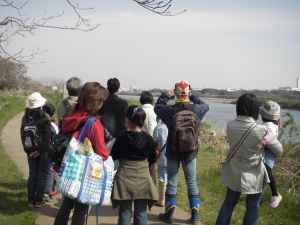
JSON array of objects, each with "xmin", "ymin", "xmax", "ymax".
[
  {"xmin": 54, "ymin": 196, "xmax": 89, "ymax": 225},
  {"xmin": 27, "ymin": 153, "xmax": 48, "ymax": 203},
  {"xmin": 44, "ymin": 159, "xmax": 55, "ymax": 194},
  {"xmin": 166, "ymin": 157, "xmax": 200, "ymax": 208},
  {"xmin": 216, "ymin": 188, "xmax": 261, "ymax": 225},
  {"xmin": 157, "ymin": 148, "xmax": 167, "ymax": 183},
  {"xmin": 118, "ymin": 200, "xmax": 148, "ymax": 225}
]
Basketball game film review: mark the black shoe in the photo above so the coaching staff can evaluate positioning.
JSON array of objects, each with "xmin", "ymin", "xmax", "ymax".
[
  {"xmin": 158, "ymin": 205, "xmax": 175, "ymax": 224},
  {"xmin": 190, "ymin": 208, "xmax": 202, "ymax": 225}
]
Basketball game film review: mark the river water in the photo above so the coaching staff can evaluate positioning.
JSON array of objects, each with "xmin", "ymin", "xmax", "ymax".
[{"xmin": 120, "ymin": 95, "xmax": 300, "ymax": 130}]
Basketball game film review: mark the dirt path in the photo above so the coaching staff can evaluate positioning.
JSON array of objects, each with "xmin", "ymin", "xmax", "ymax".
[{"xmin": 1, "ymin": 113, "xmax": 192, "ymax": 225}]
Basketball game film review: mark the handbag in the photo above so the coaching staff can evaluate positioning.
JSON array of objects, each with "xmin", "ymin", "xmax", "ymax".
[
  {"xmin": 58, "ymin": 117, "xmax": 114, "ymax": 205},
  {"xmin": 223, "ymin": 123, "xmax": 257, "ymax": 164}
]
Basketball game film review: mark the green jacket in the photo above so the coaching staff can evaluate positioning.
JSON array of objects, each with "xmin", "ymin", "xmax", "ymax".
[{"xmin": 222, "ymin": 116, "xmax": 283, "ymax": 194}]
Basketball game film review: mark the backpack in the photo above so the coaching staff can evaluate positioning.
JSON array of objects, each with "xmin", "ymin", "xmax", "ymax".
[
  {"xmin": 171, "ymin": 109, "xmax": 200, "ymax": 153},
  {"xmin": 22, "ymin": 116, "xmax": 41, "ymax": 154},
  {"xmin": 51, "ymin": 132, "xmax": 72, "ymax": 171}
]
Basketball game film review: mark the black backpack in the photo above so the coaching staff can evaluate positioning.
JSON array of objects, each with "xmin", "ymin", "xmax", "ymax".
[
  {"xmin": 21, "ymin": 116, "xmax": 41, "ymax": 154},
  {"xmin": 171, "ymin": 109, "xmax": 200, "ymax": 153},
  {"xmin": 50, "ymin": 132, "xmax": 72, "ymax": 171}
]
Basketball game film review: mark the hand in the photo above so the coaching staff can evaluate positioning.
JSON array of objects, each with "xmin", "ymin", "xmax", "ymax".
[
  {"xmin": 168, "ymin": 90, "xmax": 175, "ymax": 97},
  {"xmin": 29, "ymin": 151, "xmax": 40, "ymax": 158}
]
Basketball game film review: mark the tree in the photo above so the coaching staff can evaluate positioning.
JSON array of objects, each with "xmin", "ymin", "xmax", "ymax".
[
  {"xmin": 0, "ymin": 0, "xmax": 184, "ymax": 61},
  {"xmin": 0, "ymin": 56, "xmax": 28, "ymax": 89}
]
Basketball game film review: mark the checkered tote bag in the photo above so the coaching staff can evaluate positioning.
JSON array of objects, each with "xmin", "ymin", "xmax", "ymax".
[{"xmin": 58, "ymin": 117, "xmax": 114, "ymax": 205}]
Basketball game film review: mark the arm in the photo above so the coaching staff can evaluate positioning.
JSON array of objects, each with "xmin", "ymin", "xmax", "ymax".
[
  {"xmin": 154, "ymin": 93, "xmax": 174, "ymax": 127},
  {"xmin": 110, "ymin": 136, "xmax": 122, "ymax": 160},
  {"xmin": 90, "ymin": 119, "xmax": 110, "ymax": 160},
  {"xmin": 148, "ymin": 138, "xmax": 159, "ymax": 165},
  {"xmin": 190, "ymin": 95, "xmax": 209, "ymax": 121}
]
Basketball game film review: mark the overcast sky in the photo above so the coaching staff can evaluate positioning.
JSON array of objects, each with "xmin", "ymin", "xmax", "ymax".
[{"xmin": 3, "ymin": 0, "xmax": 300, "ymax": 90}]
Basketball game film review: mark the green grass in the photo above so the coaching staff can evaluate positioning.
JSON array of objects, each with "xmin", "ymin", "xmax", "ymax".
[
  {"xmin": 0, "ymin": 96, "xmax": 37, "ymax": 225},
  {"xmin": 176, "ymin": 146, "xmax": 300, "ymax": 225}
]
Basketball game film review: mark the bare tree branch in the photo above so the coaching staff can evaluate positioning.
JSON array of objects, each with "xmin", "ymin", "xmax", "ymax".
[
  {"xmin": 133, "ymin": 0, "xmax": 186, "ymax": 16},
  {"xmin": 0, "ymin": 0, "xmax": 183, "ymax": 62}
]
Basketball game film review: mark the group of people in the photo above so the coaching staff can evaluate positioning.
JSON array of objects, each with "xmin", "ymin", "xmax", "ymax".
[{"xmin": 20, "ymin": 77, "xmax": 283, "ymax": 225}]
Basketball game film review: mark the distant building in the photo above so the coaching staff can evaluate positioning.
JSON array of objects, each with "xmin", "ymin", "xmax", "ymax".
[
  {"xmin": 297, "ymin": 77, "xmax": 300, "ymax": 89},
  {"xmin": 226, "ymin": 88, "xmax": 239, "ymax": 92},
  {"xmin": 278, "ymin": 86, "xmax": 292, "ymax": 91}
]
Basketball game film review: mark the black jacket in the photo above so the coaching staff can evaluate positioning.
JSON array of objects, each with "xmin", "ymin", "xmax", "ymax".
[
  {"xmin": 20, "ymin": 108, "xmax": 53, "ymax": 155},
  {"xmin": 111, "ymin": 131, "xmax": 158, "ymax": 164},
  {"xmin": 154, "ymin": 93, "xmax": 209, "ymax": 160},
  {"xmin": 99, "ymin": 94, "xmax": 128, "ymax": 138}
]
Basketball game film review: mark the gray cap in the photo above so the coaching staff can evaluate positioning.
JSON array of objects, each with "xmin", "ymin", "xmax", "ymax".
[{"xmin": 260, "ymin": 100, "xmax": 281, "ymax": 121}]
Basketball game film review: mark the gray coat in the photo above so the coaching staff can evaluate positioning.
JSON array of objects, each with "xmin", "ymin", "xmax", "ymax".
[{"xmin": 222, "ymin": 116, "xmax": 283, "ymax": 194}]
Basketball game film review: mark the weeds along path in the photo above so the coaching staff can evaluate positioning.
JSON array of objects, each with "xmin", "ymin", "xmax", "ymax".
[{"xmin": 1, "ymin": 112, "xmax": 193, "ymax": 225}]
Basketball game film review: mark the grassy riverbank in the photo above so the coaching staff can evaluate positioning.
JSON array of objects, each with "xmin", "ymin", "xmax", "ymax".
[{"xmin": 0, "ymin": 95, "xmax": 37, "ymax": 225}]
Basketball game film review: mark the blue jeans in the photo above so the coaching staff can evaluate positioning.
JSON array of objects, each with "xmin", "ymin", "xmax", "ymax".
[
  {"xmin": 118, "ymin": 200, "xmax": 148, "ymax": 225},
  {"xmin": 27, "ymin": 153, "xmax": 48, "ymax": 203},
  {"xmin": 166, "ymin": 157, "xmax": 200, "ymax": 208},
  {"xmin": 157, "ymin": 148, "xmax": 167, "ymax": 183},
  {"xmin": 216, "ymin": 188, "xmax": 261, "ymax": 225}
]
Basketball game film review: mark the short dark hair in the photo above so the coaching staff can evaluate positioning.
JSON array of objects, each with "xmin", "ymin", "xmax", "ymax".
[
  {"xmin": 77, "ymin": 82, "xmax": 108, "ymax": 115},
  {"xmin": 139, "ymin": 91, "xmax": 154, "ymax": 105},
  {"xmin": 236, "ymin": 93, "xmax": 260, "ymax": 120},
  {"xmin": 66, "ymin": 77, "xmax": 82, "ymax": 96},
  {"xmin": 126, "ymin": 105, "xmax": 146, "ymax": 128},
  {"xmin": 43, "ymin": 102, "xmax": 55, "ymax": 117},
  {"xmin": 107, "ymin": 78, "xmax": 120, "ymax": 94}
]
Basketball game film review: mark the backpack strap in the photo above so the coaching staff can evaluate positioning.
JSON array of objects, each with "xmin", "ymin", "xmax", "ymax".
[
  {"xmin": 224, "ymin": 123, "xmax": 257, "ymax": 163},
  {"xmin": 78, "ymin": 117, "xmax": 97, "ymax": 143}
]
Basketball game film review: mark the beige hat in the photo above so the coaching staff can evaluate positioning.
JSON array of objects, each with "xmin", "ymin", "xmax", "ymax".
[
  {"xmin": 26, "ymin": 92, "xmax": 47, "ymax": 109},
  {"xmin": 260, "ymin": 100, "xmax": 281, "ymax": 121}
]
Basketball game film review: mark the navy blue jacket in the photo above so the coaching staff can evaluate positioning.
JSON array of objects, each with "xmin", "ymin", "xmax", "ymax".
[{"xmin": 154, "ymin": 93, "xmax": 209, "ymax": 160}]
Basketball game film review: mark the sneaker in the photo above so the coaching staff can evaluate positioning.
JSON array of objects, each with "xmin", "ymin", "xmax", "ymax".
[
  {"xmin": 269, "ymin": 194, "xmax": 282, "ymax": 208},
  {"xmin": 34, "ymin": 201, "xmax": 46, "ymax": 208},
  {"xmin": 190, "ymin": 208, "xmax": 202, "ymax": 225},
  {"xmin": 158, "ymin": 205, "xmax": 176, "ymax": 224},
  {"xmin": 49, "ymin": 191, "xmax": 59, "ymax": 198},
  {"xmin": 28, "ymin": 202, "xmax": 34, "ymax": 208}
]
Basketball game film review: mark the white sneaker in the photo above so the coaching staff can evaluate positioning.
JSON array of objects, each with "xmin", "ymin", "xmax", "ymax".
[{"xmin": 269, "ymin": 194, "xmax": 282, "ymax": 208}]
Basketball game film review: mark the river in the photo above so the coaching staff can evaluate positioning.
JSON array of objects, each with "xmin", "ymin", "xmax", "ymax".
[{"xmin": 120, "ymin": 95, "xmax": 300, "ymax": 130}]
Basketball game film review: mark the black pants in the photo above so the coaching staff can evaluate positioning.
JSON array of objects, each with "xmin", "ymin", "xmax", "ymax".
[
  {"xmin": 54, "ymin": 196, "xmax": 89, "ymax": 225},
  {"xmin": 265, "ymin": 164, "xmax": 278, "ymax": 196},
  {"xmin": 27, "ymin": 153, "xmax": 49, "ymax": 203}
]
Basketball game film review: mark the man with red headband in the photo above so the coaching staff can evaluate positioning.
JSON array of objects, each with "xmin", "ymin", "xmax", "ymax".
[{"xmin": 155, "ymin": 80, "xmax": 209, "ymax": 225}]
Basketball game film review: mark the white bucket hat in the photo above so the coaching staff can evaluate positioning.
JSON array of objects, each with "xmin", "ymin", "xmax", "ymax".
[
  {"xmin": 260, "ymin": 100, "xmax": 281, "ymax": 121},
  {"xmin": 26, "ymin": 92, "xmax": 47, "ymax": 109}
]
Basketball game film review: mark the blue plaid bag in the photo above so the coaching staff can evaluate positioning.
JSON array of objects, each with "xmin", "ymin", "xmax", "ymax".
[{"xmin": 58, "ymin": 117, "xmax": 114, "ymax": 205}]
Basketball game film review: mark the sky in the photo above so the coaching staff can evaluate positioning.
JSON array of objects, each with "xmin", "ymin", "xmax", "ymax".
[{"xmin": 3, "ymin": 0, "xmax": 300, "ymax": 90}]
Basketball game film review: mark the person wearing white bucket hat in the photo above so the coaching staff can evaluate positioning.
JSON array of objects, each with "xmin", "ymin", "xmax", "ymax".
[
  {"xmin": 26, "ymin": 92, "xmax": 47, "ymax": 109},
  {"xmin": 21, "ymin": 92, "xmax": 53, "ymax": 208}
]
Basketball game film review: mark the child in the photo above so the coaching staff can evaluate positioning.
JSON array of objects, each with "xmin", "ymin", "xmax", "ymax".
[
  {"xmin": 260, "ymin": 100, "xmax": 283, "ymax": 208},
  {"xmin": 111, "ymin": 105, "xmax": 159, "ymax": 225},
  {"xmin": 42, "ymin": 103, "xmax": 59, "ymax": 200},
  {"xmin": 153, "ymin": 117, "xmax": 168, "ymax": 207}
]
